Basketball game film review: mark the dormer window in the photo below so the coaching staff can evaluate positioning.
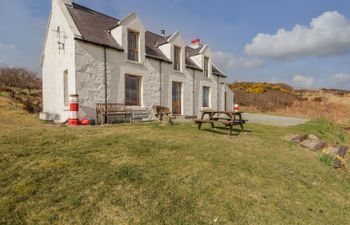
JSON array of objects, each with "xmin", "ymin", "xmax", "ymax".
[
  {"xmin": 174, "ymin": 46, "xmax": 181, "ymax": 71},
  {"xmin": 204, "ymin": 57, "xmax": 209, "ymax": 77},
  {"xmin": 128, "ymin": 30, "xmax": 139, "ymax": 61}
]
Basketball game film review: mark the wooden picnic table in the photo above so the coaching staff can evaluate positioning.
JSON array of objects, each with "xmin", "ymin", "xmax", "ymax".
[{"xmin": 194, "ymin": 110, "xmax": 247, "ymax": 135}]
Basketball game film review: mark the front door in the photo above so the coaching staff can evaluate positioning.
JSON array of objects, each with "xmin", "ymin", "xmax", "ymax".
[{"xmin": 172, "ymin": 82, "xmax": 182, "ymax": 115}]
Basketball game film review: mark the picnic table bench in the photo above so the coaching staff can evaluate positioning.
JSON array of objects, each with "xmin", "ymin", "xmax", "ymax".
[
  {"xmin": 194, "ymin": 110, "xmax": 247, "ymax": 135},
  {"xmin": 96, "ymin": 103, "xmax": 131, "ymax": 125}
]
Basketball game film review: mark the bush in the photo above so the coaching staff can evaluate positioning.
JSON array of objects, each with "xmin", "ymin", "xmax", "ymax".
[
  {"xmin": 0, "ymin": 67, "xmax": 41, "ymax": 90},
  {"xmin": 231, "ymin": 88, "xmax": 297, "ymax": 112},
  {"xmin": 0, "ymin": 67, "xmax": 42, "ymax": 113},
  {"xmin": 318, "ymin": 150, "xmax": 344, "ymax": 168}
]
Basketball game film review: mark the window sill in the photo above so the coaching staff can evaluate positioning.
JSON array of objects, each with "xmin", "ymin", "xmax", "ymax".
[
  {"xmin": 172, "ymin": 70, "xmax": 185, "ymax": 75},
  {"xmin": 126, "ymin": 60, "xmax": 143, "ymax": 66},
  {"xmin": 203, "ymin": 77, "xmax": 212, "ymax": 81}
]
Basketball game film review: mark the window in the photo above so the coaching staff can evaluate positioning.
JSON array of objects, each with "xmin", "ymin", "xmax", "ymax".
[
  {"xmin": 128, "ymin": 30, "xmax": 139, "ymax": 61},
  {"xmin": 174, "ymin": 46, "xmax": 181, "ymax": 71},
  {"xmin": 203, "ymin": 86, "xmax": 210, "ymax": 107},
  {"xmin": 125, "ymin": 75, "xmax": 141, "ymax": 106},
  {"xmin": 63, "ymin": 70, "xmax": 69, "ymax": 106},
  {"xmin": 204, "ymin": 57, "xmax": 209, "ymax": 78}
]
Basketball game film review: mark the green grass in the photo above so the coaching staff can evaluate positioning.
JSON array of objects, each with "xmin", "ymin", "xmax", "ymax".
[{"xmin": 0, "ymin": 97, "xmax": 350, "ymax": 225}]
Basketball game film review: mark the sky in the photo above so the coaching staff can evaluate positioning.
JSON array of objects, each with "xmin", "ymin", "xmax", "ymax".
[{"xmin": 1, "ymin": 0, "xmax": 350, "ymax": 90}]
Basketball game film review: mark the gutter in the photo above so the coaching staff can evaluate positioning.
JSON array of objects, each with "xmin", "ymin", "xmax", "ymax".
[
  {"xmin": 103, "ymin": 47, "xmax": 108, "ymax": 123},
  {"xmin": 159, "ymin": 61, "xmax": 163, "ymax": 106},
  {"xmin": 217, "ymin": 76, "xmax": 220, "ymax": 111},
  {"xmin": 146, "ymin": 54, "xmax": 172, "ymax": 64},
  {"xmin": 186, "ymin": 65, "xmax": 203, "ymax": 72},
  {"xmin": 74, "ymin": 37, "xmax": 124, "ymax": 52},
  {"xmin": 192, "ymin": 69, "xmax": 196, "ymax": 117}
]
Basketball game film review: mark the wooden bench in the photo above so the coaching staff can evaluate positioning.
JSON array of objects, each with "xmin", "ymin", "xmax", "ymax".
[
  {"xmin": 194, "ymin": 119, "xmax": 216, "ymax": 129},
  {"xmin": 96, "ymin": 103, "xmax": 131, "ymax": 125}
]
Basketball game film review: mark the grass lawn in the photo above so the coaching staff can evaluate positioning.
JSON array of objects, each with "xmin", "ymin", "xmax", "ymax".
[{"xmin": 1, "ymin": 97, "xmax": 350, "ymax": 225}]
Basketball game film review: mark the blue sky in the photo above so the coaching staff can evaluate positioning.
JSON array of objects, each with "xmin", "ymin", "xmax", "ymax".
[{"xmin": 1, "ymin": 0, "xmax": 350, "ymax": 89}]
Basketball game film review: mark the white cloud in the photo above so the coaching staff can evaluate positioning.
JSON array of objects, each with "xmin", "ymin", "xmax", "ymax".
[
  {"xmin": 331, "ymin": 73, "xmax": 350, "ymax": 83},
  {"xmin": 212, "ymin": 51, "xmax": 264, "ymax": 72},
  {"xmin": 245, "ymin": 11, "xmax": 350, "ymax": 60},
  {"xmin": 292, "ymin": 75, "xmax": 316, "ymax": 88},
  {"xmin": 0, "ymin": 43, "xmax": 16, "ymax": 48},
  {"xmin": 330, "ymin": 73, "xmax": 350, "ymax": 88}
]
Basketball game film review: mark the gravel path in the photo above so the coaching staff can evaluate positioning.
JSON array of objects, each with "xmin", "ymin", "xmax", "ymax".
[{"xmin": 244, "ymin": 113, "xmax": 307, "ymax": 126}]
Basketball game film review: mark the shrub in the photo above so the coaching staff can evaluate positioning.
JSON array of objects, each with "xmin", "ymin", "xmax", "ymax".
[
  {"xmin": 231, "ymin": 87, "xmax": 297, "ymax": 111},
  {"xmin": 0, "ymin": 67, "xmax": 41, "ymax": 90},
  {"xmin": 318, "ymin": 149, "xmax": 344, "ymax": 168},
  {"xmin": 0, "ymin": 67, "xmax": 42, "ymax": 113}
]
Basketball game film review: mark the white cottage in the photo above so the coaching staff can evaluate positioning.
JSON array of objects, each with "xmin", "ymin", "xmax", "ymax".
[{"xmin": 41, "ymin": 0, "xmax": 234, "ymax": 123}]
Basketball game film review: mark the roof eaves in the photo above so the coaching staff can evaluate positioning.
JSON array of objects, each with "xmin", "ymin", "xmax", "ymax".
[
  {"xmin": 146, "ymin": 54, "xmax": 172, "ymax": 64},
  {"xmin": 74, "ymin": 37, "xmax": 124, "ymax": 51},
  {"xmin": 199, "ymin": 45, "xmax": 208, "ymax": 54},
  {"xmin": 167, "ymin": 31, "xmax": 180, "ymax": 42},
  {"xmin": 213, "ymin": 73, "xmax": 227, "ymax": 78},
  {"xmin": 186, "ymin": 65, "xmax": 203, "ymax": 72}
]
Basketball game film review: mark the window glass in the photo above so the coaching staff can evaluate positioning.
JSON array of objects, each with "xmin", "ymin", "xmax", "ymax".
[
  {"xmin": 203, "ymin": 86, "xmax": 210, "ymax": 107},
  {"xmin": 128, "ymin": 31, "xmax": 139, "ymax": 61},
  {"xmin": 204, "ymin": 57, "xmax": 209, "ymax": 77},
  {"xmin": 174, "ymin": 46, "xmax": 181, "ymax": 71},
  {"xmin": 125, "ymin": 75, "xmax": 141, "ymax": 106}
]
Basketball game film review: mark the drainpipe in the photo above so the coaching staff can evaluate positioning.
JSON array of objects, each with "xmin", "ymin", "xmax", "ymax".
[
  {"xmin": 104, "ymin": 47, "xmax": 108, "ymax": 124},
  {"xmin": 217, "ymin": 76, "xmax": 220, "ymax": 111},
  {"xmin": 159, "ymin": 61, "xmax": 162, "ymax": 106},
  {"xmin": 192, "ymin": 69, "xmax": 196, "ymax": 117}
]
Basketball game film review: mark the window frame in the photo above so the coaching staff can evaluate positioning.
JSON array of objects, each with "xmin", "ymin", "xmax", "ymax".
[
  {"xmin": 63, "ymin": 70, "xmax": 69, "ymax": 107},
  {"xmin": 173, "ymin": 46, "xmax": 181, "ymax": 71},
  {"xmin": 204, "ymin": 57, "xmax": 209, "ymax": 78},
  {"xmin": 125, "ymin": 74, "xmax": 142, "ymax": 106},
  {"xmin": 202, "ymin": 86, "xmax": 210, "ymax": 108},
  {"xmin": 127, "ymin": 30, "xmax": 139, "ymax": 62}
]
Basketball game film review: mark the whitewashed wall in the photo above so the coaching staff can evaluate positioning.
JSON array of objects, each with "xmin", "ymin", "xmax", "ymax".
[
  {"xmin": 42, "ymin": 0, "xmax": 77, "ymax": 122},
  {"xmin": 75, "ymin": 40, "xmax": 226, "ymax": 120},
  {"xmin": 42, "ymin": 1, "xmax": 234, "ymax": 122}
]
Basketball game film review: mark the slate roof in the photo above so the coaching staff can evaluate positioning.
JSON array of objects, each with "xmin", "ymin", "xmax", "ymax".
[
  {"xmin": 67, "ymin": 3, "xmax": 123, "ymax": 50},
  {"xmin": 187, "ymin": 46, "xmax": 203, "ymax": 57},
  {"xmin": 212, "ymin": 64, "xmax": 227, "ymax": 78},
  {"xmin": 66, "ymin": 3, "xmax": 225, "ymax": 75},
  {"xmin": 145, "ymin": 31, "xmax": 172, "ymax": 63}
]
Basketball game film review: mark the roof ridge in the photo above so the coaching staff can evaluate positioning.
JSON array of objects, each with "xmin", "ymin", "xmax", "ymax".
[
  {"xmin": 72, "ymin": 2, "xmax": 119, "ymax": 21},
  {"xmin": 146, "ymin": 30, "xmax": 169, "ymax": 39}
]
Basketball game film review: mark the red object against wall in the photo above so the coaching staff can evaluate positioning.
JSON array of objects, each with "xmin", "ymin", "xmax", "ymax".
[
  {"xmin": 68, "ymin": 118, "xmax": 80, "ymax": 126},
  {"xmin": 80, "ymin": 119, "xmax": 90, "ymax": 126},
  {"xmin": 70, "ymin": 103, "xmax": 79, "ymax": 112}
]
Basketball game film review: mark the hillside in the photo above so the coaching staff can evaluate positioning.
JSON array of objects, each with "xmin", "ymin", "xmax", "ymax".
[
  {"xmin": 230, "ymin": 82, "xmax": 350, "ymax": 125},
  {"xmin": 0, "ymin": 67, "xmax": 42, "ymax": 114},
  {"xmin": 1, "ymin": 96, "xmax": 350, "ymax": 224}
]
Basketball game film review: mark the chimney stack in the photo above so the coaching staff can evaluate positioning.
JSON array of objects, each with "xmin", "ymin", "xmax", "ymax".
[{"xmin": 191, "ymin": 38, "xmax": 202, "ymax": 49}]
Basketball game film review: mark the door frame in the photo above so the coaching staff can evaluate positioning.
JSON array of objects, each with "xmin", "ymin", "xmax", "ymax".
[{"xmin": 172, "ymin": 81, "xmax": 183, "ymax": 115}]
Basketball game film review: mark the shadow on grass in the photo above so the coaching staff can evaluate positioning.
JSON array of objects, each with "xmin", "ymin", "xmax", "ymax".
[{"xmin": 201, "ymin": 126, "xmax": 252, "ymax": 136}]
